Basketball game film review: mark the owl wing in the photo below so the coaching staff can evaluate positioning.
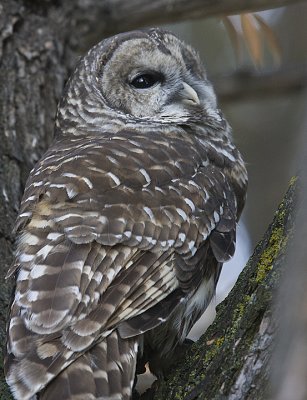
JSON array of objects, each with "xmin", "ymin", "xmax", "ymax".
[{"xmin": 6, "ymin": 131, "xmax": 243, "ymax": 396}]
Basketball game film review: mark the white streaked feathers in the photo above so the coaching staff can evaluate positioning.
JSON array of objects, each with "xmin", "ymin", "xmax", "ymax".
[{"xmin": 139, "ymin": 168, "xmax": 151, "ymax": 186}]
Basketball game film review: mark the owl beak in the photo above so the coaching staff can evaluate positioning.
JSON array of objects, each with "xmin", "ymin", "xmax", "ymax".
[{"xmin": 181, "ymin": 82, "xmax": 200, "ymax": 105}]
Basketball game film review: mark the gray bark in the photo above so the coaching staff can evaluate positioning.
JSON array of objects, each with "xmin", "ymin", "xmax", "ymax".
[{"xmin": 0, "ymin": 0, "xmax": 304, "ymax": 398}]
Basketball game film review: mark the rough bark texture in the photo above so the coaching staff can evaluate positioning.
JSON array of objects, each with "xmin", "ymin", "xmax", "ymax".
[
  {"xmin": 0, "ymin": 0, "xmax": 303, "ymax": 398},
  {"xmin": 138, "ymin": 179, "xmax": 296, "ymax": 400}
]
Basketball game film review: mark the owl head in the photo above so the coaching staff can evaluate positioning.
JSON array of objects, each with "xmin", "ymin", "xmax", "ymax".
[{"xmin": 56, "ymin": 28, "xmax": 220, "ymax": 135}]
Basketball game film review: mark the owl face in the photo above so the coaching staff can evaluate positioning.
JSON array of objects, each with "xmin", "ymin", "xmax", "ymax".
[
  {"xmin": 57, "ymin": 29, "xmax": 220, "ymax": 134},
  {"xmin": 97, "ymin": 30, "xmax": 217, "ymax": 121}
]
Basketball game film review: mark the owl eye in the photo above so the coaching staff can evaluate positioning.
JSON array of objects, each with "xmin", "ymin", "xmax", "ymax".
[{"xmin": 130, "ymin": 72, "xmax": 163, "ymax": 89}]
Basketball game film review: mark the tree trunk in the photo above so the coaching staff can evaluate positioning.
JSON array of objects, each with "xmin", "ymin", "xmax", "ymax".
[{"xmin": 0, "ymin": 0, "xmax": 303, "ymax": 398}]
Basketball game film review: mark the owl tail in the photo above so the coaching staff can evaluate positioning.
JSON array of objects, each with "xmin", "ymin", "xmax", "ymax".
[{"xmin": 39, "ymin": 331, "xmax": 138, "ymax": 400}]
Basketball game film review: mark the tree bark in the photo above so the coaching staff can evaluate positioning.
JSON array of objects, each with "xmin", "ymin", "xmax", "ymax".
[
  {"xmin": 270, "ymin": 111, "xmax": 307, "ymax": 400},
  {"xmin": 0, "ymin": 0, "xmax": 304, "ymax": 398}
]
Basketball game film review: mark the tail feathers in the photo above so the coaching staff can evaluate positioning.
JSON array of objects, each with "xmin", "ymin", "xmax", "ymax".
[{"xmin": 39, "ymin": 331, "xmax": 138, "ymax": 400}]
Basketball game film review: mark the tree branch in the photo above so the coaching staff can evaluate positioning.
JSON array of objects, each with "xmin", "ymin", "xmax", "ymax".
[
  {"xmin": 270, "ymin": 117, "xmax": 307, "ymax": 400},
  {"xmin": 101, "ymin": 0, "xmax": 305, "ymax": 34},
  {"xmin": 212, "ymin": 64, "xmax": 307, "ymax": 102},
  {"xmin": 44, "ymin": 0, "xmax": 307, "ymax": 51}
]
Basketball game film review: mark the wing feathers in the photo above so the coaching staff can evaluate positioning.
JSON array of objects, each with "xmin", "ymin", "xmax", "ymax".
[
  {"xmin": 5, "ymin": 131, "xmax": 246, "ymax": 398},
  {"xmin": 39, "ymin": 332, "xmax": 138, "ymax": 400}
]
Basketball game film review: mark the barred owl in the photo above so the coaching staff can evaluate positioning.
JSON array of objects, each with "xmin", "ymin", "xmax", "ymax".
[{"xmin": 5, "ymin": 28, "xmax": 247, "ymax": 400}]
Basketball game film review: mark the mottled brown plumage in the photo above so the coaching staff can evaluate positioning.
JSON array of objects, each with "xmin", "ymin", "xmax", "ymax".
[{"xmin": 5, "ymin": 28, "xmax": 247, "ymax": 399}]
